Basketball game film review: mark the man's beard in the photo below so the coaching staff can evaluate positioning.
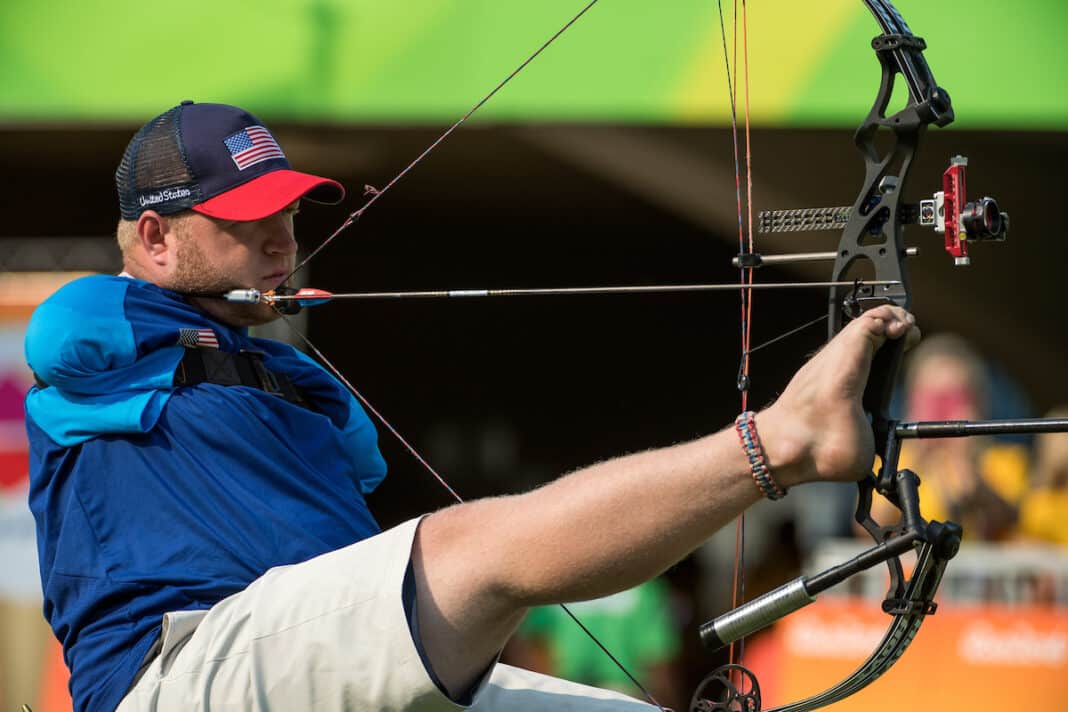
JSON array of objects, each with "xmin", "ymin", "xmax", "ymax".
[{"xmin": 171, "ymin": 235, "xmax": 280, "ymax": 327}]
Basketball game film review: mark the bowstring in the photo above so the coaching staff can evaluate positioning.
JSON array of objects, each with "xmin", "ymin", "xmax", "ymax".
[
  {"xmin": 274, "ymin": 3, "xmax": 667, "ymax": 706},
  {"xmin": 282, "ymin": 0, "xmax": 603, "ymax": 285},
  {"xmin": 738, "ymin": 3, "xmax": 755, "ymax": 679},
  {"xmin": 279, "ymin": 0, "xmax": 823, "ymax": 703},
  {"xmin": 718, "ymin": 0, "xmax": 754, "ymax": 693},
  {"xmin": 737, "ymin": 0, "xmax": 757, "ymax": 689}
]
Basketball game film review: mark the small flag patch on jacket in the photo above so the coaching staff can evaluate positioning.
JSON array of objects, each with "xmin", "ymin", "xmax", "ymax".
[{"xmin": 177, "ymin": 328, "xmax": 219, "ymax": 349}]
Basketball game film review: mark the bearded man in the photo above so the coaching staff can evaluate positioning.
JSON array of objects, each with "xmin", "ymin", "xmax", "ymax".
[{"xmin": 25, "ymin": 101, "xmax": 918, "ymax": 712}]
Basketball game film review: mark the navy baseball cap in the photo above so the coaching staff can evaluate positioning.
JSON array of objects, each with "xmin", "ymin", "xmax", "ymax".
[{"xmin": 116, "ymin": 101, "xmax": 344, "ymax": 221}]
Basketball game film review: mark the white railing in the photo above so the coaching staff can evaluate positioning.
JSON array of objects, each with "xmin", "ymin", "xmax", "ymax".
[{"xmin": 807, "ymin": 538, "xmax": 1068, "ymax": 605}]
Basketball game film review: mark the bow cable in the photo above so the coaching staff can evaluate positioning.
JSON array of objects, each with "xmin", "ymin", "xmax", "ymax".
[
  {"xmin": 717, "ymin": 0, "xmax": 756, "ymax": 689},
  {"xmin": 270, "ymin": 2, "xmax": 668, "ymax": 707},
  {"xmin": 267, "ymin": 2, "xmax": 871, "ymax": 706},
  {"xmin": 276, "ymin": 312, "xmax": 667, "ymax": 709},
  {"xmin": 283, "ymin": 0, "xmax": 603, "ymax": 285}
]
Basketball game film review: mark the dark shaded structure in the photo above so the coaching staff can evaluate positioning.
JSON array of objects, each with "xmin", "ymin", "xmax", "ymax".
[{"xmin": 2, "ymin": 122, "xmax": 1064, "ymax": 697}]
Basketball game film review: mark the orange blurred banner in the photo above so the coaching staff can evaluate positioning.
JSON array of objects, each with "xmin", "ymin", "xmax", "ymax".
[{"xmin": 746, "ymin": 598, "xmax": 1068, "ymax": 710}]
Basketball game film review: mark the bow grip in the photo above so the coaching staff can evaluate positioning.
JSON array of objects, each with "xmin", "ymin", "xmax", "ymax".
[{"xmin": 863, "ymin": 335, "xmax": 905, "ymax": 455}]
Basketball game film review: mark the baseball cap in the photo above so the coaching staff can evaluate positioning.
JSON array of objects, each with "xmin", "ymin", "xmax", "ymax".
[{"xmin": 116, "ymin": 100, "xmax": 344, "ymax": 221}]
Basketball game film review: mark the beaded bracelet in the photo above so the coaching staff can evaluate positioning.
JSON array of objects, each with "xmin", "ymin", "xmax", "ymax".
[{"xmin": 735, "ymin": 411, "xmax": 787, "ymax": 500}]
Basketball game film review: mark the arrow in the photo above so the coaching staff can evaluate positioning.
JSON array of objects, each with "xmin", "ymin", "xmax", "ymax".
[{"xmin": 220, "ymin": 280, "xmax": 904, "ymax": 308}]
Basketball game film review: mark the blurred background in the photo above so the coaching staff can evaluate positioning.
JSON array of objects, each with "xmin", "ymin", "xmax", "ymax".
[{"xmin": 1, "ymin": 0, "xmax": 1066, "ymax": 709}]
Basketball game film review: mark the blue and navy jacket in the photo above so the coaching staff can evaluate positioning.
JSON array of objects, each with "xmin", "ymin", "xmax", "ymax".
[{"xmin": 25, "ymin": 275, "xmax": 387, "ymax": 712}]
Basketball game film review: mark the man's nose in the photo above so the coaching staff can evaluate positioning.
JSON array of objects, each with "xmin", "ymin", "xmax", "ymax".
[{"xmin": 263, "ymin": 214, "xmax": 298, "ymax": 255}]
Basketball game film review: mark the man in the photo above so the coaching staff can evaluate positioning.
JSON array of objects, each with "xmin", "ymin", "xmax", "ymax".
[{"xmin": 25, "ymin": 101, "xmax": 919, "ymax": 712}]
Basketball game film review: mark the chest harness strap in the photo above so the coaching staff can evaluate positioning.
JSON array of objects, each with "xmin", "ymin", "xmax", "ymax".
[{"xmin": 173, "ymin": 347, "xmax": 313, "ymax": 410}]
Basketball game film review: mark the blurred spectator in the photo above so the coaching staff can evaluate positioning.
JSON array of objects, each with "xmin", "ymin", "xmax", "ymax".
[
  {"xmin": 1018, "ymin": 407, "xmax": 1068, "ymax": 546},
  {"xmin": 505, "ymin": 578, "xmax": 682, "ymax": 709},
  {"xmin": 873, "ymin": 334, "xmax": 1027, "ymax": 539}
]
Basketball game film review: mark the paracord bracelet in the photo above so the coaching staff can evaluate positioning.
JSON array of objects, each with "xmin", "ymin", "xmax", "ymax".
[{"xmin": 735, "ymin": 411, "xmax": 787, "ymax": 500}]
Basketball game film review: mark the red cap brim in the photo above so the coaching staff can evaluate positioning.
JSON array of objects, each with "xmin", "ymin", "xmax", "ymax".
[{"xmin": 192, "ymin": 170, "xmax": 344, "ymax": 221}]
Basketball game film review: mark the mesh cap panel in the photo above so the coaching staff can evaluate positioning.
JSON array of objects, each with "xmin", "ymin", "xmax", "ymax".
[{"xmin": 116, "ymin": 107, "xmax": 203, "ymax": 219}]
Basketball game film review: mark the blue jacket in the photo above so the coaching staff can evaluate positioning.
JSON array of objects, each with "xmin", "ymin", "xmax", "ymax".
[{"xmin": 25, "ymin": 275, "xmax": 387, "ymax": 712}]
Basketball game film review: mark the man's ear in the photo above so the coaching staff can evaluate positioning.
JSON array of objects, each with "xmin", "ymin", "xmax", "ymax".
[{"xmin": 136, "ymin": 211, "xmax": 172, "ymax": 267}]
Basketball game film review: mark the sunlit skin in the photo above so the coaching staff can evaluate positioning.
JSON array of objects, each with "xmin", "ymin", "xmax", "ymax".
[{"xmin": 123, "ymin": 202, "xmax": 300, "ymax": 326}]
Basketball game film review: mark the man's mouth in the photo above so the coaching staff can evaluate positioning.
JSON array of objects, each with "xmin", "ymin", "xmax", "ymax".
[{"xmin": 263, "ymin": 272, "xmax": 289, "ymax": 290}]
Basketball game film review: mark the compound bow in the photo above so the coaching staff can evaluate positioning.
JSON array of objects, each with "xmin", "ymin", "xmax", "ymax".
[
  {"xmin": 215, "ymin": 2, "xmax": 1066, "ymax": 710},
  {"xmin": 691, "ymin": 1, "xmax": 1026, "ymax": 710}
]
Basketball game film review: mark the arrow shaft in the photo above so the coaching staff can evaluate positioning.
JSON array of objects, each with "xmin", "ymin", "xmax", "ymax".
[{"xmin": 266, "ymin": 280, "xmax": 902, "ymax": 303}]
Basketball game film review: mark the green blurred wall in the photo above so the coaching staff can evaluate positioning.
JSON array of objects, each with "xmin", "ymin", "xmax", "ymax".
[{"xmin": 1, "ymin": 0, "xmax": 1064, "ymax": 128}]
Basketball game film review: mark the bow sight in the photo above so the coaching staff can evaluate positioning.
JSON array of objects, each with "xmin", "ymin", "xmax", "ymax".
[
  {"xmin": 748, "ymin": 154, "xmax": 1009, "ymax": 269},
  {"xmin": 919, "ymin": 155, "xmax": 1008, "ymax": 265},
  {"xmin": 745, "ymin": 154, "xmax": 1009, "ymax": 321}
]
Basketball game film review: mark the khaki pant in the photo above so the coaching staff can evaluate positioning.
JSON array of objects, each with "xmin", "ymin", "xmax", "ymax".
[{"xmin": 118, "ymin": 519, "xmax": 656, "ymax": 711}]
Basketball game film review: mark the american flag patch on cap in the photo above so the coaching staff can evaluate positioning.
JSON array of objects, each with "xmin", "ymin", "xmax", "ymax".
[
  {"xmin": 223, "ymin": 126, "xmax": 286, "ymax": 170},
  {"xmin": 177, "ymin": 328, "xmax": 219, "ymax": 349}
]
